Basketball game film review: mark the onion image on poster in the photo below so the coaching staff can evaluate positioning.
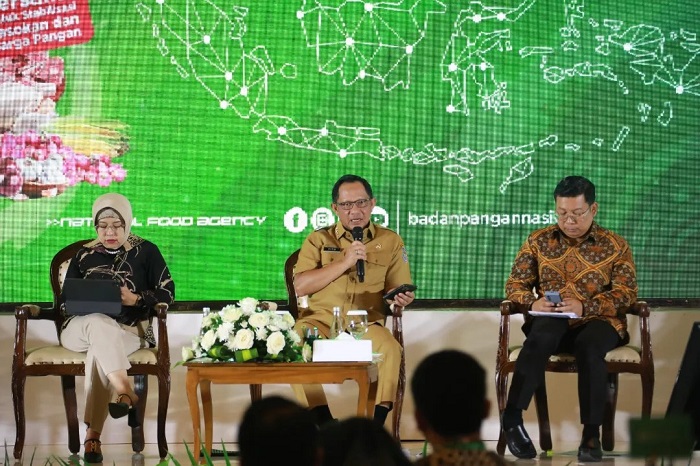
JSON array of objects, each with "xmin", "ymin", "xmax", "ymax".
[{"xmin": 0, "ymin": 51, "xmax": 129, "ymax": 200}]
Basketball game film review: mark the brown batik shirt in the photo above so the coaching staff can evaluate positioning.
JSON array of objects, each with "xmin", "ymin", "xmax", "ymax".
[
  {"xmin": 505, "ymin": 222, "xmax": 637, "ymax": 339},
  {"xmin": 414, "ymin": 448, "xmax": 513, "ymax": 466}
]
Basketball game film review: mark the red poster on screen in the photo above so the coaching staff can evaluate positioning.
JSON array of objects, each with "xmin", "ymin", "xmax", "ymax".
[{"xmin": 0, "ymin": 0, "xmax": 94, "ymax": 57}]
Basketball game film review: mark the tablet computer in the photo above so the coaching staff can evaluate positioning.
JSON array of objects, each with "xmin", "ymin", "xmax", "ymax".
[{"xmin": 63, "ymin": 278, "xmax": 122, "ymax": 316}]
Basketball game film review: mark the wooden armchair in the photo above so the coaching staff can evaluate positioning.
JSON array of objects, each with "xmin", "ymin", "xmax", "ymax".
[
  {"xmin": 283, "ymin": 249, "xmax": 407, "ymax": 440},
  {"xmin": 495, "ymin": 300, "xmax": 654, "ymax": 454},
  {"xmin": 12, "ymin": 239, "xmax": 171, "ymax": 460}
]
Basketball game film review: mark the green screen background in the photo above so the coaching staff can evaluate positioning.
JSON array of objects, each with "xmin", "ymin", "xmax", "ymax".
[{"xmin": 1, "ymin": 0, "xmax": 698, "ymax": 303}]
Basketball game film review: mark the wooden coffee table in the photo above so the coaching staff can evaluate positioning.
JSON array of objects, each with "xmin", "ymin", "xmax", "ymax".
[{"xmin": 184, "ymin": 361, "xmax": 378, "ymax": 460}]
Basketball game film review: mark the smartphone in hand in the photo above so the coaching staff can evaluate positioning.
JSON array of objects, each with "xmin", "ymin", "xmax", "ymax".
[
  {"xmin": 544, "ymin": 290, "xmax": 562, "ymax": 304},
  {"xmin": 383, "ymin": 284, "xmax": 417, "ymax": 301}
]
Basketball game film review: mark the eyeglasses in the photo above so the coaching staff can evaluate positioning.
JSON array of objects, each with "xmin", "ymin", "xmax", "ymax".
[
  {"xmin": 335, "ymin": 198, "xmax": 372, "ymax": 210},
  {"xmin": 555, "ymin": 206, "xmax": 591, "ymax": 222},
  {"xmin": 96, "ymin": 223, "xmax": 124, "ymax": 232}
]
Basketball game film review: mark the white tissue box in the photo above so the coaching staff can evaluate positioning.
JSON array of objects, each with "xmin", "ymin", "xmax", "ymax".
[{"xmin": 312, "ymin": 339, "xmax": 372, "ymax": 362}]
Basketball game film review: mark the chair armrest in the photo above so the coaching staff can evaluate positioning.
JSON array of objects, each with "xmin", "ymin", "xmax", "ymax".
[
  {"xmin": 153, "ymin": 303, "xmax": 170, "ymax": 368},
  {"xmin": 500, "ymin": 300, "xmax": 529, "ymax": 316},
  {"xmin": 497, "ymin": 301, "xmax": 514, "ymax": 369},
  {"xmin": 153, "ymin": 303, "xmax": 168, "ymax": 335},
  {"xmin": 14, "ymin": 306, "xmax": 30, "ymax": 368},
  {"xmin": 385, "ymin": 305, "xmax": 404, "ymax": 350},
  {"xmin": 13, "ymin": 304, "xmax": 60, "ymax": 367},
  {"xmin": 625, "ymin": 301, "xmax": 652, "ymax": 364},
  {"xmin": 389, "ymin": 303, "xmax": 403, "ymax": 318},
  {"xmin": 624, "ymin": 301, "xmax": 649, "ymax": 318},
  {"xmin": 497, "ymin": 300, "xmax": 528, "ymax": 369},
  {"xmin": 16, "ymin": 304, "xmax": 60, "ymax": 320}
]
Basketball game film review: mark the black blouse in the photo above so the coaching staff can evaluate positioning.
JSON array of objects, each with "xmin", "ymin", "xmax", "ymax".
[{"xmin": 62, "ymin": 234, "xmax": 175, "ymax": 343}]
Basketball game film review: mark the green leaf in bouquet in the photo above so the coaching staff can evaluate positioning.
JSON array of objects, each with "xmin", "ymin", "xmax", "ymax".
[
  {"xmin": 207, "ymin": 345, "xmax": 233, "ymax": 360},
  {"xmin": 234, "ymin": 348, "xmax": 259, "ymax": 362}
]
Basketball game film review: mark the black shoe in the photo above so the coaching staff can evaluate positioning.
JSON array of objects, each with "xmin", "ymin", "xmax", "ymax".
[
  {"xmin": 109, "ymin": 393, "xmax": 134, "ymax": 419},
  {"xmin": 578, "ymin": 436, "xmax": 603, "ymax": 462},
  {"xmin": 502, "ymin": 419, "xmax": 537, "ymax": 459},
  {"xmin": 310, "ymin": 405, "xmax": 336, "ymax": 427},
  {"xmin": 108, "ymin": 401, "xmax": 129, "ymax": 419},
  {"xmin": 109, "ymin": 394, "xmax": 141, "ymax": 427},
  {"xmin": 127, "ymin": 406, "xmax": 140, "ymax": 428},
  {"xmin": 202, "ymin": 447, "xmax": 240, "ymax": 457},
  {"xmin": 83, "ymin": 438, "xmax": 103, "ymax": 464},
  {"xmin": 374, "ymin": 405, "xmax": 391, "ymax": 426}
]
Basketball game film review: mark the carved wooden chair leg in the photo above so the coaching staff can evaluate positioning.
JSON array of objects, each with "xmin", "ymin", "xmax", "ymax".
[
  {"xmin": 534, "ymin": 384, "xmax": 553, "ymax": 452},
  {"xmin": 495, "ymin": 369, "xmax": 509, "ymax": 455},
  {"xmin": 602, "ymin": 373, "xmax": 618, "ymax": 451},
  {"xmin": 392, "ymin": 348, "xmax": 406, "ymax": 440},
  {"xmin": 12, "ymin": 372, "xmax": 27, "ymax": 460},
  {"xmin": 131, "ymin": 375, "xmax": 148, "ymax": 453},
  {"xmin": 131, "ymin": 375, "xmax": 147, "ymax": 453},
  {"xmin": 60, "ymin": 375, "xmax": 81, "ymax": 455},
  {"xmin": 157, "ymin": 372, "xmax": 170, "ymax": 459},
  {"xmin": 496, "ymin": 431, "xmax": 507, "ymax": 455},
  {"xmin": 249, "ymin": 384, "xmax": 262, "ymax": 402},
  {"xmin": 641, "ymin": 373, "xmax": 654, "ymax": 418}
]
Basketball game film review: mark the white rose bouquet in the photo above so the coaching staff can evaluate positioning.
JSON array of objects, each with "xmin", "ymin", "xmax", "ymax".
[{"xmin": 181, "ymin": 298, "xmax": 303, "ymax": 363}]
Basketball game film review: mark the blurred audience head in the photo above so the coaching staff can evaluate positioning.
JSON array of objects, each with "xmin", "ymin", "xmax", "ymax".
[
  {"xmin": 320, "ymin": 417, "xmax": 411, "ymax": 466},
  {"xmin": 411, "ymin": 350, "xmax": 489, "ymax": 440},
  {"xmin": 239, "ymin": 396, "xmax": 320, "ymax": 466}
]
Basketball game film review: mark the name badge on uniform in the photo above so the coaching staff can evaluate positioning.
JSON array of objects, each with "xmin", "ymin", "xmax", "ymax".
[{"xmin": 323, "ymin": 246, "xmax": 341, "ymax": 252}]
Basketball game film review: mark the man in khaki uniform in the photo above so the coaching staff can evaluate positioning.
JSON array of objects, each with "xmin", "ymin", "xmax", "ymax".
[{"xmin": 293, "ymin": 174, "xmax": 415, "ymax": 426}]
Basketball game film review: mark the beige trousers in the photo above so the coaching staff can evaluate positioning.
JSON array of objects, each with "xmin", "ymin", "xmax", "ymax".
[
  {"xmin": 292, "ymin": 321, "xmax": 401, "ymax": 409},
  {"xmin": 60, "ymin": 314, "xmax": 147, "ymax": 433}
]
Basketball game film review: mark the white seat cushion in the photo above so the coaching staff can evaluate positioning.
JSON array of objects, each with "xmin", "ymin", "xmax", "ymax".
[
  {"xmin": 508, "ymin": 345, "xmax": 642, "ymax": 364},
  {"xmin": 25, "ymin": 345, "xmax": 158, "ymax": 365}
]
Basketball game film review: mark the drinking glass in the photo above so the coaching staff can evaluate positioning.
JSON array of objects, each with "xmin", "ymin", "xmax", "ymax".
[{"xmin": 346, "ymin": 310, "xmax": 368, "ymax": 340}]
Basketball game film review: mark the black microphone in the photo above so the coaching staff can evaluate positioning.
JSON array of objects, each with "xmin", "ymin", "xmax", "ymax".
[{"xmin": 351, "ymin": 226, "xmax": 365, "ymax": 283}]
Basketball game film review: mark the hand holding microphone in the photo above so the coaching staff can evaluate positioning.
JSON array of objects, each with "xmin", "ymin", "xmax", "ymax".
[{"xmin": 351, "ymin": 226, "xmax": 365, "ymax": 283}]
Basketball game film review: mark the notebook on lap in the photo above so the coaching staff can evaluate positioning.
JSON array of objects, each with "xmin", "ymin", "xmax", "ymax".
[{"xmin": 63, "ymin": 278, "xmax": 122, "ymax": 316}]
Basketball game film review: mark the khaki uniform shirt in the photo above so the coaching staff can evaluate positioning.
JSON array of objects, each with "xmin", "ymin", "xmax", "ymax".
[
  {"xmin": 505, "ymin": 222, "xmax": 637, "ymax": 339},
  {"xmin": 295, "ymin": 222, "xmax": 412, "ymax": 326}
]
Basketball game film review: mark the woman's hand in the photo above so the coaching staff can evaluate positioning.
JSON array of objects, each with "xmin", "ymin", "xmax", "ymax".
[{"xmin": 120, "ymin": 286, "xmax": 140, "ymax": 306}]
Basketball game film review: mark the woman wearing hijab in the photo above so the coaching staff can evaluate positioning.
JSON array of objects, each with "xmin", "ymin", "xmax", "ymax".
[{"xmin": 59, "ymin": 193, "xmax": 175, "ymax": 463}]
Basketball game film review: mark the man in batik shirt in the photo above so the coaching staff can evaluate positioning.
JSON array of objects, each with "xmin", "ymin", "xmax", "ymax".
[{"xmin": 501, "ymin": 176, "xmax": 637, "ymax": 462}]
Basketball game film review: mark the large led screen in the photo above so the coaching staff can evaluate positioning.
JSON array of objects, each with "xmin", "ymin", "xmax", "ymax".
[{"xmin": 1, "ymin": 0, "xmax": 698, "ymax": 303}]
